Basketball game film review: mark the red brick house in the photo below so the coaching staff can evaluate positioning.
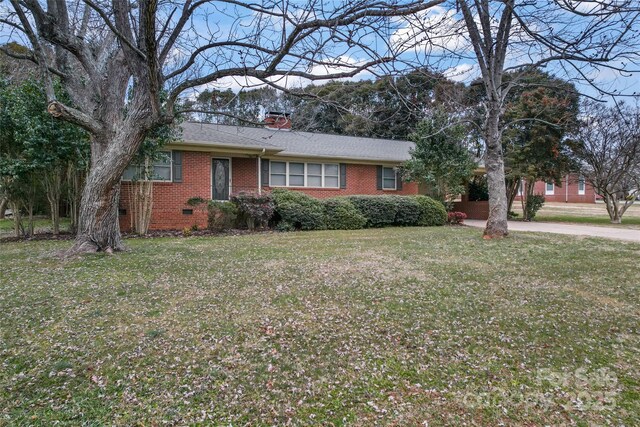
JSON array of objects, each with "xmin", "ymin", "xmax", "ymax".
[
  {"xmin": 529, "ymin": 175, "xmax": 598, "ymax": 203},
  {"xmin": 119, "ymin": 116, "xmax": 419, "ymax": 231}
]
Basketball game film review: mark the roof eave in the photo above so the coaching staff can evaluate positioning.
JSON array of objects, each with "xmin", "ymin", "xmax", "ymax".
[
  {"xmin": 166, "ymin": 140, "xmax": 283, "ymax": 155},
  {"xmin": 272, "ymin": 152, "xmax": 409, "ymax": 164}
]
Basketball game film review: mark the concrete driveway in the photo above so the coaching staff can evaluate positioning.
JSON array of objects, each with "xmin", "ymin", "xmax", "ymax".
[{"xmin": 464, "ymin": 219, "xmax": 640, "ymax": 242}]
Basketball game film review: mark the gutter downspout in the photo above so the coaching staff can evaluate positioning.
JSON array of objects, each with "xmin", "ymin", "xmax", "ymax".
[{"xmin": 258, "ymin": 148, "xmax": 266, "ymax": 194}]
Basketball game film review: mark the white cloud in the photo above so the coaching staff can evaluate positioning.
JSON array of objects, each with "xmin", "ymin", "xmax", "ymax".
[
  {"xmin": 199, "ymin": 55, "xmax": 373, "ymax": 93},
  {"xmin": 390, "ymin": 7, "xmax": 470, "ymax": 54},
  {"xmin": 443, "ymin": 63, "xmax": 476, "ymax": 82}
]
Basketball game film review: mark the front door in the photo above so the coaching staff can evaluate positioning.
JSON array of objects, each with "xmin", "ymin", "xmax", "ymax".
[{"xmin": 212, "ymin": 158, "xmax": 230, "ymax": 200}]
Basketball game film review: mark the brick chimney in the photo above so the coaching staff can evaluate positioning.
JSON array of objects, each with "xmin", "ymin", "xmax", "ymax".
[{"xmin": 263, "ymin": 112, "xmax": 292, "ymax": 130}]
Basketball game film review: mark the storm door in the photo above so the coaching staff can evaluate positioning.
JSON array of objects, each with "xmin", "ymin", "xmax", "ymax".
[{"xmin": 212, "ymin": 158, "xmax": 230, "ymax": 200}]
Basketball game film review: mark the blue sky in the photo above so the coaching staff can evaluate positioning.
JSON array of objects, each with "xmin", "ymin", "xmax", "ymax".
[{"xmin": 1, "ymin": 1, "xmax": 638, "ymax": 102}]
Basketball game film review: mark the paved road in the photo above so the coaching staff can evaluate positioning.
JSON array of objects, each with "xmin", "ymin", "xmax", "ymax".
[{"xmin": 464, "ymin": 219, "xmax": 640, "ymax": 242}]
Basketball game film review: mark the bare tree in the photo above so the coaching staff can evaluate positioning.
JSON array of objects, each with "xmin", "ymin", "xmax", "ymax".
[
  {"xmin": 570, "ymin": 101, "xmax": 640, "ymax": 224},
  {"xmin": 0, "ymin": 0, "xmax": 443, "ymax": 253},
  {"xmin": 394, "ymin": 0, "xmax": 640, "ymax": 237}
]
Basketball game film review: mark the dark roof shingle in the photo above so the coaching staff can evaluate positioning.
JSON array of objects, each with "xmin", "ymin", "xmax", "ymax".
[{"xmin": 179, "ymin": 122, "xmax": 413, "ymax": 162}]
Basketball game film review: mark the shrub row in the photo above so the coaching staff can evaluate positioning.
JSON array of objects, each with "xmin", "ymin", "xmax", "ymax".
[
  {"xmin": 346, "ymin": 195, "xmax": 446, "ymax": 228},
  {"xmin": 188, "ymin": 190, "xmax": 446, "ymax": 232},
  {"xmin": 273, "ymin": 190, "xmax": 446, "ymax": 231}
]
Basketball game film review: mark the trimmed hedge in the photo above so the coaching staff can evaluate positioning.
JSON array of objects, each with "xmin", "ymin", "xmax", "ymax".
[
  {"xmin": 323, "ymin": 198, "xmax": 367, "ymax": 230},
  {"xmin": 270, "ymin": 191, "xmax": 446, "ymax": 231},
  {"xmin": 346, "ymin": 195, "xmax": 397, "ymax": 228},
  {"xmin": 415, "ymin": 195, "xmax": 447, "ymax": 226},
  {"xmin": 272, "ymin": 189, "xmax": 326, "ymax": 231},
  {"xmin": 391, "ymin": 196, "xmax": 422, "ymax": 226}
]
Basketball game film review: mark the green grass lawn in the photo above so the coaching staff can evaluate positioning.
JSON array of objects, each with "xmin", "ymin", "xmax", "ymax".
[
  {"xmin": 0, "ymin": 217, "xmax": 71, "ymax": 237},
  {"xmin": 515, "ymin": 202, "xmax": 640, "ymax": 228},
  {"xmin": 1, "ymin": 227, "xmax": 639, "ymax": 425},
  {"xmin": 535, "ymin": 214, "xmax": 640, "ymax": 226}
]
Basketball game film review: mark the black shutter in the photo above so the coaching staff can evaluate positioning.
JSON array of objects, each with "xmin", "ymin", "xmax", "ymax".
[
  {"xmin": 172, "ymin": 151, "xmax": 183, "ymax": 182},
  {"xmin": 376, "ymin": 165, "xmax": 383, "ymax": 190},
  {"xmin": 340, "ymin": 163, "xmax": 347, "ymax": 189},
  {"xmin": 261, "ymin": 159, "xmax": 270, "ymax": 187},
  {"xmin": 396, "ymin": 170, "xmax": 403, "ymax": 190}
]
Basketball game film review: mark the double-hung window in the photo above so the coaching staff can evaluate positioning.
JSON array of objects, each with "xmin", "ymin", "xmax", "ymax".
[
  {"xmin": 123, "ymin": 151, "xmax": 172, "ymax": 181},
  {"xmin": 269, "ymin": 161, "xmax": 340, "ymax": 188},
  {"xmin": 324, "ymin": 164, "xmax": 339, "ymax": 188},
  {"xmin": 578, "ymin": 176, "xmax": 586, "ymax": 195},
  {"xmin": 288, "ymin": 162, "xmax": 305, "ymax": 186},
  {"xmin": 545, "ymin": 182, "xmax": 554, "ymax": 195},
  {"xmin": 382, "ymin": 166, "xmax": 396, "ymax": 190},
  {"xmin": 307, "ymin": 163, "xmax": 323, "ymax": 187}
]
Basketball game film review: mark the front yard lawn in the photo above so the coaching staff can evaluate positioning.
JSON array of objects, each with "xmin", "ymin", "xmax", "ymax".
[
  {"xmin": 1, "ymin": 227, "xmax": 639, "ymax": 425},
  {"xmin": 518, "ymin": 202, "xmax": 640, "ymax": 228}
]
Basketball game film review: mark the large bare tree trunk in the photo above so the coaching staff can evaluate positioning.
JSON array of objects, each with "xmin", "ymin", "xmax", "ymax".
[
  {"xmin": 69, "ymin": 129, "xmax": 148, "ymax": 253},
  {"xmin": 483, "ymin": 106, "xmax": 509, "ymax": 238}
]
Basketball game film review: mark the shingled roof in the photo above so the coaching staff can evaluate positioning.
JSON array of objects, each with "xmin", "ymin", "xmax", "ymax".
[{"xmin": 179, "ymin": 122, "xmax": 414, "ymax": 163}]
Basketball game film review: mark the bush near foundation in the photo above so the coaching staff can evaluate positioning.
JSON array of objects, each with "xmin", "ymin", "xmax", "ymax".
[
  {"xmin": 323, "ymin": 198, "xmax": 367, "ymax": 230},
  {"xmin": 346, "ymin": 195, "xmax": 397, "ymax": 228},
  {"xmin": 272, "ymin": 189, "xmax": 326, "ymax": 231},
  {"xmin": 415, "ymin": 196, "xmax": 448, "ymax": 226}
]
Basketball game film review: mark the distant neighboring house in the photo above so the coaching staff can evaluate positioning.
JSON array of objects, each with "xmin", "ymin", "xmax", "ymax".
[
  {"xmin": 515, "ymin": 174, "xmax": 598, "ymax": 204},
  {"xmin": 119, "ymin": 113, "xmax": 419, "ymax": 231}
]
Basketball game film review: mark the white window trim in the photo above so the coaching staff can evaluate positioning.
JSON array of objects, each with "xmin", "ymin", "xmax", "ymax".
[
  {"xmin": 122, "ymin": 150, "xmax": 173, "ymax": 182},
  {"xmin": 578, "ymin": 176, "xmax": 586, "ymax": 195},
  {"xmin": 382, "ymin": 166, "xmax": 397, "ymax": 190},
  {"xmin": 545, "ymin": 182, "xmax": 554, "ymax": 195},
  {"xmin": 269, "ymin": 161, "xmax": 340, "ymax": 189}
]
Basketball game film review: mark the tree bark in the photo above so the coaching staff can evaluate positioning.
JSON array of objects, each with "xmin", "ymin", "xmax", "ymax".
[
  {"xmin": 44, "ymin": 169, "xmax": 62, "ymax": 235},
  {"xmin": 66, "ymin": 163, "xmax": 85, "ymax": 234},
  {"xmin": 506, "ymin": 177, "xmax": 520, "ymax": 213},
  {"xmin": 0, "ymin": 197, "xmax": 6, "ymax": 220},
  {"xmin": 9, "ymin": 201, "xmax": 21, "ymax": 238},
  {"xmin": 71, "ymin": 167, "xmax": 124, "ymax": 253},
  {"xmin": 129, "ymin": 159, "xmax": 154, "ymax": 236},
  {"xmin": 483, "ymin": 106, "xmax": 509, "ymax": 238},
  {"xmin": 69, "ymin": 129, "xmax": 148, "ymax": 254}
]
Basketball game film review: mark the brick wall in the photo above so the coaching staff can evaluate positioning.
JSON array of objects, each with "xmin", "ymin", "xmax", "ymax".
[
  {"xmin": 264, "ymin": 163, "xmax": 419, "ymax": 198},
  {"xmin": 231, "ymin": 157, "xmax": 259, "ymax": 194},
  {"xmin": 515, "ymin": 174, "xmax": 597, "ymax": 203},
  {"xmin": 119, "ymin": 153, "xmax": 419, "ymax": 231},
  {"xmin": 119, "ymin": 151, "xmax": 212, "ymax": 231},
  {"xmin": 453, "ymin": 197, "xmax": 489, "ymax": 220}
]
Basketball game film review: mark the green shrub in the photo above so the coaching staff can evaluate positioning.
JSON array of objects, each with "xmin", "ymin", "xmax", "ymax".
[
  {"xmin": 271, "ymin": 189, "xmax": 326, "ymax": 230},
  {"xmin": 524, "ymin": 194, "xmax": 545, "ymax": 221},
  {"xmin": 323, "ymin": 198, "xmax": 367, "ymax": 230},
  {"xmin": 347, "ymin": 196, "xmax": 397, "ymax": 228},
  {"xmin": 230, "ymin": 192, "xmax": 275, "ymax": 230},
  {"xmin": 390, "ymin": 196, "xmax": 422, "ymax": 226},
  {"xmin": 207, "ymin": 201, "xmax": 238, "ymax": 231},
  {"xmin": 186, "ymin": 197, "xmax": 206, "ymax": 207},
  {"xmin": 415, "ymin": 196, "xmax": 447, "ymax": 226}
]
